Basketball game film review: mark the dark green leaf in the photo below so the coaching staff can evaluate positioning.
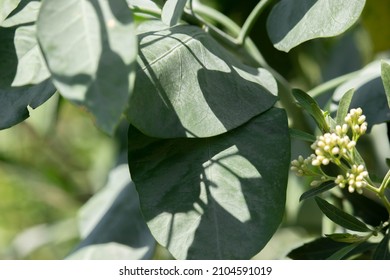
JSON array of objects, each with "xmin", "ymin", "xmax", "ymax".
[
  {"xmin": 0, "ymin": 0, "xmax": 20, "ymax": 25},
  {"xmin": 315, "ymin": 197, "xmax": 371, "ymax": 232},
  {"xmin": 381, "ymin": 60, "xmax": 390, "ymax": 109},
  {"xmin": 292, "ymin": 88, "xmax": 329, "ymax": 132},
  {"xmin": 299, "ymin": 182, "xmax": 336, "ymax": 202},
  {"xmin": 288, "ymin": 237, "xmax": 350, "ymax": 260},
  {"xmin": 336, "ymin": 88, "xmax": 354, "ymax": 125},
  {"xmin": 128, "ymin": 108, "xmax": 290, "ymax": 259},
  {"xmin": 266, "ymin": 0, "xmax": 366, "ymax": 52},
  {"xmin": 333, "ymin": 60, "xmax": 390, "ymax": 132},
  {"xmin": 37, "ymin": 0, "xmax": 137, "ymax": 135},
  {"xmin": 68, "ymin": 161, "xmax": 155, "ymax": 260},
  {"xmin": 289, "ymin": 128, "xmax": 316, "ymax": 142},
  {"xmin": 0, "ymin": 80, "xmax": 56, "ymax": 130},
  {"xmin": 342, "ymin": 189, "xmax": 388, "ymax": 228},
  {"xmin": 326, "ymin": 242, "xmax": 361, "ymax": 260},
  {"xmin": 129, "ymin": 21, "xmax": 277, "ymax": 138},
  {"xmin": 373, "ymin": 230, "xmax": 390, "ymax": 260},
  {"xmin": 325, "ymin": 233, "xmax": 367, "ymax": 243},
  {"xmin": 161, "ymin": 0, "xmax": 187, "ymax": 27}
]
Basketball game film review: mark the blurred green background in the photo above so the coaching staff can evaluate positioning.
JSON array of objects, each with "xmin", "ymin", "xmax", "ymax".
[{"xmin": 1, "ymin": 0, "xmax": 389, "ymax": 259}]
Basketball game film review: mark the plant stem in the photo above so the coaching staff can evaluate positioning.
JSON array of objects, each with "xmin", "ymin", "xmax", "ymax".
[
  {"xmin": 308, "ymin": 71, "xmax": 360, "ymax": 98},
  {"xmin": 237, "ymin": 0, "xmax": 275, "ymax": 45}
]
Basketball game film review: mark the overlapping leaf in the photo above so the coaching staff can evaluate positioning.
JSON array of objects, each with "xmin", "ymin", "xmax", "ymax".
[
  {"xmin": 161, "ymin": 0, "xmax": 187, "ymax": 26},
  {"xmin": 37, "ymin": 0, "xmax": 137, "ymax": 135},
  {"xmin": 332, "ymin": 60, "xmax": 390, "ymax": 132},
  {"xmin": 267, "ymin": 0, "xmax": 366, "ymax": 52},
  {"xmin": 128, "ymin": 21, "xmax": 278, "ymax": 138},
  {"xmin": 0, "ymin": 0, "xmax": 20, "ymax": 25},
  {"xmin": 128, "ymin": 108, "xmax": 290, "ymax": 259}
]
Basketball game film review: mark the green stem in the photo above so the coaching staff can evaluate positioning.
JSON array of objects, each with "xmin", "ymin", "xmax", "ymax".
[
  {"xmin": 308, "ymin": 71, "xmax": 360, "ymax": 98},
  {"xmin": 237, "ymin": 0, "xmax": 275, "ymax": 45}
]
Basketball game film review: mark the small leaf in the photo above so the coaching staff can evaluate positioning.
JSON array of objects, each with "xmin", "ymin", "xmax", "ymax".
[
  {"xmin": 37, "ymin": 0, "xmax": 137, "ymax": 135},
  {"xmin": 266, "ymin": 0, "xmax": 366, "ymax": 52},
  {"xmin": 161, "ymin": 0, "xmax": 187, "ymax": 27},
  {"xmin": 0, "ymin": 0, "xmax": 20, "ymax": 25},
  {"xmin": 336, "ymin": 88, "xmax": 354, "ymax": 125},
  {"xmin": 325, "ymin": 233, "xmax": 367, "ymax": 243},
  {"xmin": 289, "ymin": 128, "xmax": 316, "ymax": 142},
  {"xmin": 315, "ymin": 197, "xmax": 371, "ymax": 232},
  {"xmin": 372, "ymin": 230, "xmax": 390, "ymax": 260},
  {"xmin": 288, "ymin": 237, "xmax": 349, "ymax": 260},
  {"xmin": 128, "ymin": 108, "xmax": 290, "ymax": 260},
  {"xmin": 299, "ymin": 182, "xmax": 336, "ymax": 202},
  {"xmin": 292, "ymin": 88, "xmax": 329, "ymax": 132},
  {"xmin": 381, "ymin": 60, "xmax": 390, "ymax": 109},
  {"xmin": 326, "ymin": 242, "xmax": 361, "ymax": 260}
]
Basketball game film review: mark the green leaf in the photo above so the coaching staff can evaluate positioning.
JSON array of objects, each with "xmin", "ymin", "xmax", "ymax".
[
  {"xmin": 299, "ymin": 182, "xmax": 336, "ymax": 202},
  {"xmin": 325, "ymin": 233, "xmax": 367, "ymax": 243},
  {"xmin": 288, "ymin": 237, "xmax": 350, "ymax": 260},
  {"xmin": 326, "ymin": 242, "xmax": 361, "ymax": 260},
  {"xmin": 0, "ymin": 0, "xmax": 20, "ymax": 25},
  {"xmin": 37, "ymin": 0, "xmax": 137, "ymax": 135},
  {"xmin": 0, "ymin": 24, "xmax": 50, "ymax": 87},
  {"xmin": 161, "ymin": 0, "xmax": 187, "ymax": 27},
  {"xmin": 128, "ymin": 21, "xmax": 278, "ymax": 138},
  {"xmin": 292, "ymin": 88, "xmax": 329, "ymax": 132},
  {"xmin": 335, "ymin": 88, "xmax": 354, "ymax": 125},
  {"xmin": 372, "ymin": 230, "xmax": 390, "ymax": 260},
  {"xmin": 0, "ymin": 80, "xmax": 56, "ymax": 130},
  {"xmin": 128, "ymin": 108, "xmax": 290, "ymax": 259},
  {"xmin": 1, "ymin": 0, "xmax": 40, "ymax": 27},
  {"xmin": 333, "ymin": 60, "xmax": 390, "ymax": 132},
  {"xmin": 315, "ymin": 197, "xmax": 371, "ymax": 232},
  {"xmin": 69, "ymin": 161, "xmax": 155, "ymax": 260},
  {"xmin": 381, "ymin": 60, "xmax": 390, "ymax": 109},
  {"xmin": 266, "ymin": 0, "xmax": 366, "ymax": 52},
  {"xmin": 289, "ymin": 128, "xmax": 316, "ymax": 142}
]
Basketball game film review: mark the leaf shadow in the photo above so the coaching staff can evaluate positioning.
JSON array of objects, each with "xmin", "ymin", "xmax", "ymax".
[{"xmin": 128, "ymin": 109, "xmax": 289, "ymax": 259}]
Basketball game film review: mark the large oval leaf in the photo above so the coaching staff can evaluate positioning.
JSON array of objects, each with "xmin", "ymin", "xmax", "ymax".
[
  {"xmin": 37, "ymin": 0, "xmax": 137, "ymax": 135},
  {"xmin": 128, "ymin": 21, "xmax": 278, "ymax": 138},
  {"xmin": 128, "ymin": 108, "xmax": 290, "ymax": 259},
  {"xmin": 0, "ymin": 0, "xmax": 20, "ymax": 25},
  {"xmin": 266, "ymin": 0, "xmax": 366, "ymax": 52}
]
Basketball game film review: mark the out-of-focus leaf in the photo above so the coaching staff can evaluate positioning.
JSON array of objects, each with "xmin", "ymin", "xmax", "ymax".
[
  {"xmin": 289, "ymin": 128, "xmax": 316, "ymax": 142},
  {"xmin": 372, "ymin": 230, "xmax": 390, "ymax": 260},
  {"xmin": 315, "ymin": 197, "xmax": 371, "ymax": 232},
  {"xmin": 161, "ymin": 0, "xmax": 187, "ymax": 27},
  {"xmin": 0, "ymin": 0, "xmax": 20, "ymax": 25},
  {"xmin": 292, "ymin": 88, "xmax": 329, "ymax": 132},
  {"xmin": 69, "ymin": 162, "xmax": 155, "ymax": 260},
  {"xmin": 325, "ymin": 233, "xmax": 367, "ymax": 243},
  {"xmin": 266, "ymin": 0, "xmax": 366, "ymax": 52},
  {"xmin": 381, "ymin": 61, "xmax": 390, "ymax": 109},
  {"xmin": 128, "ymin": 108, "xmax": 290, "ymax": 260},
  {"xmin": 332, "ymin": 60, "xmax": 390, "ymax": 132},
  {"xmin": 37, "ymin": 0, "xmax": 137, "ymax": 135},
  {"xmin": 299, "ymin": 182, "xmax": 336, "ymax": 202},
  {"xmin": 129, "ymin": 21, "xmax": 277, "ymax": 138},
  {"xmin": 0, "ymin": 80, "xmax": 56, "ymax": 130},
  {"xmin": 336, "ymin": 88, "xmax": 354, "ymax": 125}
]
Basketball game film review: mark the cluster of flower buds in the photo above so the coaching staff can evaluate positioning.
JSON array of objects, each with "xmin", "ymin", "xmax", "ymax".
[{"xmin": 291, "ymin": 107, "xmax": 371, "ymax": 194}]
